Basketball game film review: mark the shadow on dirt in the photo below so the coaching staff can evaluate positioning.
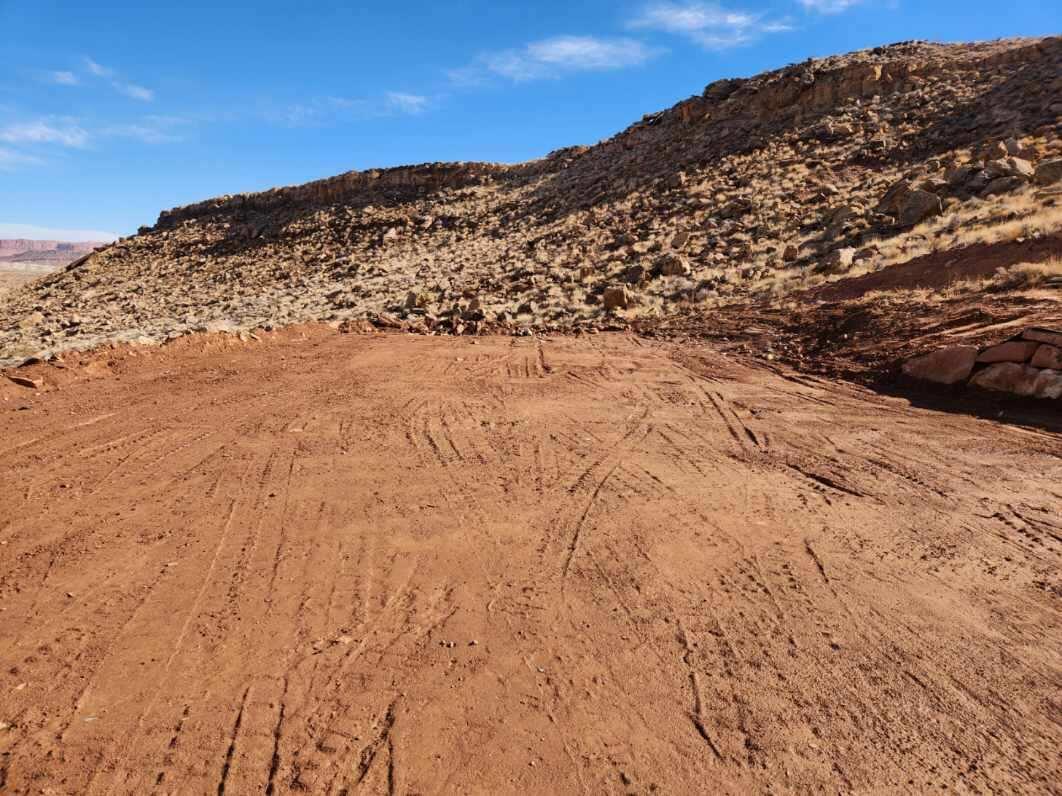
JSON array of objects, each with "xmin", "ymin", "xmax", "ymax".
[{"xmin": 873, "ymin": 380, "xmax": 1062, "ymax": 436}]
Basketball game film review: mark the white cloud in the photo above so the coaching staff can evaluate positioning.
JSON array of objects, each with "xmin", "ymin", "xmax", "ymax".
[
  {"xmin": 0, "ymin": 120, "xmax": 89, "ymax": 148},
  {"xmin": 385, "ymin": 92, "xmax": 429, "ymax": 114},
  {"xmin": 0, "ymin": 222, "xmax": 118, "ymax": 242},
  {"xmin": 101, "ymin": 123, "xmax": 180, "ymax": 144},
  {"xmin": 798, "ymin": 0, "xmax": 862, "ymax": 11},
  {"xmin": 0, "ymin": 147, "xmax": 45, "ymax": 170},
  {"xmin": 456, "ymin": 35, "xmax": 658, "ymax": 84},
  {"xmin": 84, "ymin": 57, "xmax": 155, "ymax": 101},
  {"xmin": 115, "ymin": 82, "xmax": 155, "ymax": 102},
  {"xmin": 84, "ymin": 58, "xmax": 114, "ymax": 78},
  {"xmin": 629, "ymin": 2, "xmax": 792, "ymax": 49},
  {"xmin": 49, "ymin": 71, "xmax": 80, "ymax": 86},
  {"xmin": 269, "ymin": 92, "xmax": 432, "ymax": 126}
]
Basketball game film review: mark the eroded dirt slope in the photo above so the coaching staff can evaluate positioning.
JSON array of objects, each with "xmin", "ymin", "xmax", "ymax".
[{"xmin": 0, "ymin": 332, "xmax": 1059, "ymax": 793}]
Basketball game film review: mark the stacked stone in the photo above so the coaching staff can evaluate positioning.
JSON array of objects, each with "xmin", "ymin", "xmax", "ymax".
[{"xmin": 903, "ymin": 328, "xmax": 1062, "ymax": 399}]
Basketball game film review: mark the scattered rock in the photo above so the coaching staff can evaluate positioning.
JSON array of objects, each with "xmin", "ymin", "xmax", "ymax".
[
  {"xmin": 7, "ymin": 375, "xmax": 43, "ymax": 390},
  {"xmin": 1033, "ymin": 159, "xmax": 1062, "ymax": 186},
  {"xmin": 372, "ymin": 312, "xmax": 405, "ymax": 329},
  {"xmin": 982, "ymin": 176, "xmax": 1026, "ymax": 196},
  {"xmin": 983, "ymin": 157, "xmax": 1035, "ymax": 181},
  {"xmin": 896, "ymin": 189, "xmax": 943, "ymax": 228},
  {"xmin": 602, "ymin": 286, "xmax": 632, "ymax": 311},
  {"xmin": 821, "ymin": 248, "xmax": 856, "ymax": 273},
  {"xmin": 656, "ymin": 253, "xmax": 690, "ymax": 277}
]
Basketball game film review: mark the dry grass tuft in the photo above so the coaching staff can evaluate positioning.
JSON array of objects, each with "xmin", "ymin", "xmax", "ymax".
[{"xmin": 987, "ymin": 256, "xmax": 1062, "ymax": 291}]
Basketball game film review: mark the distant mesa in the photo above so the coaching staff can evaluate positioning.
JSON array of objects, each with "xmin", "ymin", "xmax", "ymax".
[{"xmin": 0, "ymin": 239, "xmax": 109, "ymax": 265}]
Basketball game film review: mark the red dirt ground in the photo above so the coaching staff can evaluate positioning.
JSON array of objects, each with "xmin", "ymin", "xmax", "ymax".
[{"xmin": 1, "ymin": 331, "xmax": 1060, "ymax": 793}]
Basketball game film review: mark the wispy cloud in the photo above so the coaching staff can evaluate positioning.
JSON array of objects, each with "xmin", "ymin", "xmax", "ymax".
[
  {"xmin": 385, "ymin": 91, "xmax": 429, "ymax": 115},
  {"xmin": 0, "ymin": 147, "xmax": 45, "ymax": 170},
  {"xmin": 268, "ymin": 92, "xmax": 432, "ymax": 127},
  {"xmin": 798, "ymin": 0, "xmax": 862, "ymax": 12},
  {"xmin": 85, "ymin": 58, "xmax": 114, "ymax": 78},
  {"xmin": 84, "ymin": 57, "xmax": 155, "ymax": 102},
  {"xmin": 115, "ymin": 83, "xmax": 155, "ymax": 102},
  {"xmin": 629, "ymin": 2, "xmax": 791, "ymax": 49},
  {"xmin": 48, "ymin": 71, "xmax": 80, "ymax": 86},
  {"xmin": 101, "ymin": 122, "xmax": 180, "ymax": 144},
  {"xmin": 453, "ymin": 35, "xmax": 659, "ymax": 84},
  {"xmin": 0, "ymin": 120, "xmax": 89, "ymax": 148}
]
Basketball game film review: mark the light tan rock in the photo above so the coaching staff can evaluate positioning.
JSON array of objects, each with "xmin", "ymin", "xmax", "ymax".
[
  {"xmin": 902, "ymin": 346, "xmax": 977, "ymax": 385},
  {"xmin": 1032, "ymin": 369, "xmax": 1062, "ymax": 399},
  {"xmin": 977, "ymin": 341, "xmax": 1039, "ymax": 364},
  {"xmin": 983, "ymin": 157, "xmax": 1035, "ymax": 181},
  {"xmin": 821, "ymin": 248, "xmax": 856, "ymax": 273},
  {"xmin": 969, "ymin": 363, "xmax": 1040, "ymax": 396}
]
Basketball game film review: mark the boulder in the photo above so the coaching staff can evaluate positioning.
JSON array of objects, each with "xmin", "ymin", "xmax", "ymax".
[
  {"xmin": 821, "ymin": 247, "xmax": 856, "ymax": 273},
  {"xmin": 876, "ymin": 178, "xmax": 912, "ymax": 215},
  {"xmin": 897, "ymin": 189, "xmax": 942, "ymax": 228},
  {"xmin": 981, "ymin": 140, "xmax": 1009, "ymax": 161},
  {"xmin": 902, "ymin": 346, "xmax": 977, "ymax": 385},
  {"xmin": 1031, "ymin": 344, "xmax": 1062, "ymax": 370},
  {"xmin": 982, "ymin": 176, "xmax": 1025, "ymax": 196},
  {"xmin": 1032, "ymin": 369, "xmax": 1062, "ymax": 400},
  {"xmin": 969, "ymin": 363, "xmax": 1040, "ymax": 396},
  {"xmin": 624, "ymin": 264, "xmax": 647, "ymax": 284},
  {"xmin": 602, "ymin": 286, "xmax": 631, "ymax": 310},
  {"xmin": 965, "ymin": 170, "xmax": 991, "ymax": 193},
  {"xmin": 782, "ymin": 244, "xmax": 799, "ymax": 262},
  {"xmin": 983, "ymin": 157, "xmax": 1035, "ymax": 181},
  {"xmin": 666, "ymin": 172, "xmax": 687, "ymax": 190},
  {"xmin": 1034, "ymin": 159, "xmax": 1062, "ymax": 186},
  {"xmin": 945, "ymin": 165, "xmax": 977, "ymax": 188},
  {"xmin": 1023, "ymin": 328, "xmax": 1062, "ymax": 347},
  {"xmin": 656, "ymin": 253, "xmax": 690, "ymax": 277},
  {"xmin": 977, "ymin": 341, "xmax": 1039, "ymax": 364}
]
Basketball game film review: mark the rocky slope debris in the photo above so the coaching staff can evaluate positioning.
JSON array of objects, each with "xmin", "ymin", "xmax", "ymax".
[
  {"xmin": 0, "ymin": 37, "xmax": 1060, "ymax": 367},
  {"xmin": 904, "ymin": 327, "xmax": 1062, "ymax": 399}
]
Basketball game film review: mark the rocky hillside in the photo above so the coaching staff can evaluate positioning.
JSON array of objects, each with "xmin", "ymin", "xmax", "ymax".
[{"xmin": 1, "ymin": 36, "xmax": 1060, "ymax": 365}]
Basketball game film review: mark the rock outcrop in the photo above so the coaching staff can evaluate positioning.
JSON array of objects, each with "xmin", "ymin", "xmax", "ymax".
[{"xmin": 906, "ymin": 328, "xmax": 1062, "ymax": 400}]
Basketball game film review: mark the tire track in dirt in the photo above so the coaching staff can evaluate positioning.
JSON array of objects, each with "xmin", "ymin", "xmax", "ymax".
[{"xmin": 0, "ymin": 332, "xmax": 1059, "ymax": 793}]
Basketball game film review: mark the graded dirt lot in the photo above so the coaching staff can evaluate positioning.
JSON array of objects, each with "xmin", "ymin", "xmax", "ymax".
[{"xmin": 1, "ymin": 331, "xmax": 1060, "ymax": 793}]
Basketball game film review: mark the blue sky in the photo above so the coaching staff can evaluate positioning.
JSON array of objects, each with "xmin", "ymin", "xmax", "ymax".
[{"xmin": 0, "ymin": 1, "xmax": 1056, "ymax": 240}]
